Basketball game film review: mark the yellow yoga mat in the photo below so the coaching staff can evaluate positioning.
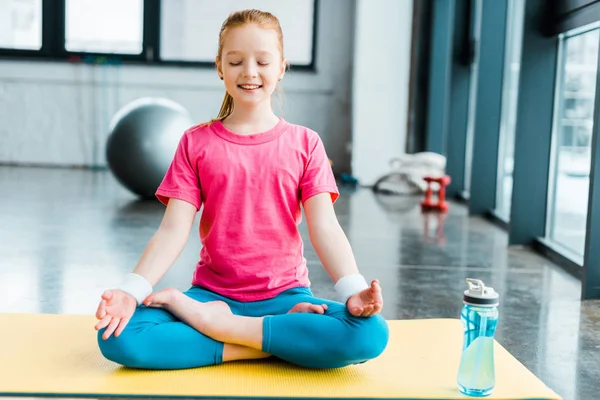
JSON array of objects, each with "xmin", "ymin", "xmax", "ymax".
[{"xmin": 0, "ymin": 313, "xmax": 561, "ymax": 399}]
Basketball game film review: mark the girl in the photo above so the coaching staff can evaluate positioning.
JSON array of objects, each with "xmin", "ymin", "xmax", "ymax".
[{"xmin": 94, "ymin": 9, "xmax": 389, "ymax": 370}]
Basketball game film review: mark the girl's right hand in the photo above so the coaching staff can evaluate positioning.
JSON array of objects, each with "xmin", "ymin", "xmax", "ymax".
[{"xmin": 94, "ymin": 289, "xmax": 137, "ymax": 340}]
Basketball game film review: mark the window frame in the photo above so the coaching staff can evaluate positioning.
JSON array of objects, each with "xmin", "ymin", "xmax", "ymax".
[
  {"xmin": 0, "ymin": 0, "xmax": 319, "ymax": 71},
  {"xmin": 552, "ymin": 0, "xmax": 600, "ymax": 35},
  {"xmin": 0, "ymin": 0, "xmax": 56, "ymax": 57},
  {"xmin": 544, "ymin": 22, "xmax": 600, "ymax": 261}
]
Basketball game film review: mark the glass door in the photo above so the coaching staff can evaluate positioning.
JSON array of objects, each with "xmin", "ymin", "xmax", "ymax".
[
  {"xmin": 495, "ymin": 0, "xmax": 525, "ymax": 221},
  {"xmin": 546, "ymin": 23, "xmax": 600, "ymax": 260}
]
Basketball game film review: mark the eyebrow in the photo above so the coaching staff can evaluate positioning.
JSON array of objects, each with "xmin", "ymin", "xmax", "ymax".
[{"xmin": 225, "ymin": 50, "xmax": 274, "ymax": 56}]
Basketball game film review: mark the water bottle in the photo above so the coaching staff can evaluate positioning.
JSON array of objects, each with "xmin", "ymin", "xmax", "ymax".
[{"xmin": 457, "ymin": 278, "xmax": 499, "ymax": 397}]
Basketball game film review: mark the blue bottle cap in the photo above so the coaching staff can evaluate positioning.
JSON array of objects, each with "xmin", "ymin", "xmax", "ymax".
[{"xmin": 463, "ymin": 278, "xmax": 499, "ymax": 306}]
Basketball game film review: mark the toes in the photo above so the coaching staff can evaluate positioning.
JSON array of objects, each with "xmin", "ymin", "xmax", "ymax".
[
  {"xmin": 145, "ymin": 289, "xmax": 176, "ymax": 306},
  {"xmin": 304, "ymin": 303, "xmax": 322, "ymax": 313},
  {"xmin": 143, "ymin": 295, "xmax": 154, "ymax": 306},
  {"xmin": 314, "ymin": 304, "xmax": 327, "ymax": 314},
  {"xmin": 288, "ymin": 302, "xmax": 330, "ymax": 314},
  {"xmin": 308, "ymin": 305, "xmax": 323, "ymax": 314}
]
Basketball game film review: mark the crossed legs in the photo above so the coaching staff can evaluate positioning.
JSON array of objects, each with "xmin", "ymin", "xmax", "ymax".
[{"xmin": 97, "ymin": 286, "xmax": 389, "ymax": 369}]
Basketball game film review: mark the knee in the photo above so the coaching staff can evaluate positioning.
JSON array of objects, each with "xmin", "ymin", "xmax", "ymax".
[
  {"xmin": 97, "ymin": 329, "xmax": 148, "ymax": 369},
  {"xmin": 346, "ymin": 314, "xmax": 389, "ymax": 362}
]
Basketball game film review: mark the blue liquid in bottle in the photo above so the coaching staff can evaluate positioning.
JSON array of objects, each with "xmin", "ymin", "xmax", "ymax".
[{"xmin": 457, "ymin": 279, "xmax": 499, "ymax": 397}]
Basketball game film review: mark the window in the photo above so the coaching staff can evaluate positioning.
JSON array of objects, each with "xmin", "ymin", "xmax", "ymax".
[
  {"xmin": 546, "ymin": 24, "xmax": 599, "ymax": 258},
  {"xmin": 160, "ymin": 0, "xmax": 315, "ymax": 65},
  {"xmin": 65, "ymin": 0, "xmax": 143, "ymax": 54},
  {"xmin": 0, "ymin": 0, "xmax": 42, "ymax": 50},
  {"xmin": 0, "ymin": 0, "xmax": 319, "ymax": 69},
  {"xmin": 495, "ymin": 0, "xmax": 525, "ymax": 221}
]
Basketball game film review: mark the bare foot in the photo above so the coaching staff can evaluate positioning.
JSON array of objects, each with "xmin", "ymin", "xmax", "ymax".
[
  {"xmin": 288, "ymin": 302, "xmax": 328, "ymax": 314},
  {"xmin": 144, "ymin": 288, "xmax": 233, "ymax": 339},
  {"xmin": 143, "ymin": 288, "xmax": 180, "ymax": 310}
]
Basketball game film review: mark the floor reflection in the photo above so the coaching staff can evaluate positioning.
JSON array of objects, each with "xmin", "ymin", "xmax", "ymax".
[{"xmin": 0, "ymin": 166, "xmax": 597, "ymax": 400}]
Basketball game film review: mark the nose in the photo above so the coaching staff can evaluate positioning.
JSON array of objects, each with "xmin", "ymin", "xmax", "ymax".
[{"xmin": 242, "ymin": 63, "xmax": 258, "ymax": 78}]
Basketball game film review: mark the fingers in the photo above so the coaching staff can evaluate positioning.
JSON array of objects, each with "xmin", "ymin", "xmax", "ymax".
[
  {"xmin": 95, "ymin": 289, "xmax": 135, "ymax": 338},
  {"xmin": 95, "ymin": 299, "xmax": 107, "ymax": 319},
  {"xmin": 373, "ymin": 302, "xmax": 383, "ymax": 314},
  {"xmin": 362, "ymin": 304, "xmax": 375, "ymax": 317},
  {"xmin": 102, "ymin": 317, "xmax": 121, "ymax": 340},
  {"xmin": 360, "ymin": 280, "xmax": 382, "ymax": 301},
  {"xmin": 369, "ymin": 302, "xmax": 384, "ymax": 316},
  {"xmin": 101, "ymin": 290, "xmax": 113, "ymax": 301},
  {"xmin": 114, "ymin": 317, "xmax": 130, "ymax": 337},
  {"xmin": 370, "ymin": 279, "xmax": 384, "ymax": 312},
  {"xmin": 349, "ymin": 306, "xmax": 364, "ymax": 316},
  {"xmin": 351, "ymin": 302, "xmax": 384, "ymax": 317},
  {"xmin": 371, "ymin": 279, "xmax": 382, "ymax": 295},
  {"xmin": 95, "ymin": 315, "xmax": 112, "ymax": 331}
]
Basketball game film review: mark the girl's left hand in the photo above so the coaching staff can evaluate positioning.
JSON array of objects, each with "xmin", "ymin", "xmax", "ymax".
[{"xmin": 346, "ymin": 279, "xmax": 383, "ymax": 317}]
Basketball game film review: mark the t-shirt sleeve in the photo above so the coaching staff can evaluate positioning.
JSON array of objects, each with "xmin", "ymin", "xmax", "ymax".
[
  {"xmin": 299, "ymin": 135, "xmax": 339, "ymax": 204},
  {"xmin": 155, "ymin": 133, "xmax": 202, "ymax": 211}
]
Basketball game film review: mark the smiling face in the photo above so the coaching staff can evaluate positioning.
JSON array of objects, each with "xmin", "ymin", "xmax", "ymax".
[{"xmin": 216, "ymin": 23, "xmax": 286, "ymax": 108}]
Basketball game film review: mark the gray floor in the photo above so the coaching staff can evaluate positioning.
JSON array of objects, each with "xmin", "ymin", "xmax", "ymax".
[{"xmin": 1, "ymin": 165, "xmax": 599, "ymax": 400}]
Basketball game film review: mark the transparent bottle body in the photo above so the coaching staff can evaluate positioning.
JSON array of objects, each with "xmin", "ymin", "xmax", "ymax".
[{"xmin": 457, "ymin": 304, "xmax": 499, "ymax": 397}]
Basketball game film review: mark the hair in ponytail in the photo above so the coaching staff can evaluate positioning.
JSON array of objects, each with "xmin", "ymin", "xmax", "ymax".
[
  {"xmin": 216, "ymin": 92, "xmax": 234, "ymax": 121},
  {"xmin": 200, "ymin": 9, "xmax": 286, "ymax": 127}
]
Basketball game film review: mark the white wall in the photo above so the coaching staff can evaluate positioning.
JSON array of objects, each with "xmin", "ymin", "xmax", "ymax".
[
  {"xmin": 0, "ymin": 0, "xmax": 355, "ymax": 172},
  {"xmin": 351, "ymin": 0, "xmax": 413, "ymax": 185},
  {"xmin": 0, "ymin": 0, "xmax": 414, "ymax": 182}
]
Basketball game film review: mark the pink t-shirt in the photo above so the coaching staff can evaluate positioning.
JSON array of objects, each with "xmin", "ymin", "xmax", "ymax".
[{"xmin": 156, "ymin": 118, "xmax": 339, "ymax": 301}]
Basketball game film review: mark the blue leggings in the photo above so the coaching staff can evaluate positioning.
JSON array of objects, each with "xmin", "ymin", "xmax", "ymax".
[{"xmin": 97, "ymin": 286, "xmax": 389, "ymax": 370}]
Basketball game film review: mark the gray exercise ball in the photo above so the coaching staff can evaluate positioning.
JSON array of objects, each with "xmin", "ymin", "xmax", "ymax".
[{"xmin": 106, "ymin": 97, "xmax": 194, "ymax": 198}]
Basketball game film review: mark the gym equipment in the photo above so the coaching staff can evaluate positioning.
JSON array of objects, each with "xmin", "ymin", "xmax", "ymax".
[
  {"xmin": 0, "ymin": 314, "xmax": 561, "ymax": 399},
  {"xmin": 106, "ymin": 98, "xmax": 194, "ymax": 198},
  {"xmin": 373, "ymin": 152, "xmax": 446, "ymax": 195},
  {"xmin": 421, "ymin": 175, "xmax": 451, "ymax": 212}
]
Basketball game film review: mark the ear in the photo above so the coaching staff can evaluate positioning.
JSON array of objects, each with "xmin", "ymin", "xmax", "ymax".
[
  {"xmin": 279, "ymin": 57, "xmax": 287, "ymax": 81},
  {"xmin": 215, "ymin": 56, "xmax": 223, "ymax": 80}
]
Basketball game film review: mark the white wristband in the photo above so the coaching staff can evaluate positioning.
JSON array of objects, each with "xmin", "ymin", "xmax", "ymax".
[
  {"xmin": 116, "ymin": 273, "xmax": 153, "ymax": 305},
  {"xmin": 334, "ymin": 273, "xmax": 369, "ymax": 304}
]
